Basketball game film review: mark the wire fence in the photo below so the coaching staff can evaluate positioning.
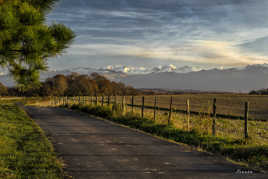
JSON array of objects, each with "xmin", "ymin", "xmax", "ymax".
[{"xmin": 51, "ymin": 95, "xmax": 268, "ymax": 144}]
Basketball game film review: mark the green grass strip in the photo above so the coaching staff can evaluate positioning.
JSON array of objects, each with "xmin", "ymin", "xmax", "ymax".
[{"xmin": 0, "ymin": 104, "xmax": 64, "ymax": 179}]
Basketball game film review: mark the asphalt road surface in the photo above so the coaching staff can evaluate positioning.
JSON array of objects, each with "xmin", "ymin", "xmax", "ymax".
[{"xmin": 25, "ymin": 107, "xmax": 267, "ymax": 179}]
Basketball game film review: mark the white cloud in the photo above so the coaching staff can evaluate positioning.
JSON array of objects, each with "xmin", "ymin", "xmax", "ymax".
[
  {"xmin": 69, "ymin": 41, "xmax": 268, "ymax": 67},
  {"xmin": 101, "ymin": 64, "xmax": 207, "ymax": 74}
]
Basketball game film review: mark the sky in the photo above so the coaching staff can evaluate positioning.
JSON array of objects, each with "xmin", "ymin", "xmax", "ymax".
[{"xmin": 46, "ymin": 0, "xmax": 268, "ymax": 71}]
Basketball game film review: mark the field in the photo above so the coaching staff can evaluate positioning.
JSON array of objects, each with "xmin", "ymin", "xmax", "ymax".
[
  {"xmin": 49, "ymin": 94, "xmax": 268, "ymax": 170},
  {"xmin": 125, "ymin": 94, "xmax": 268, "ymax": 145},
  {"xmin": 63, "ymin": 94, "xmax": 268, "ymax": 120},
  {"xmin": 54, "ymin": 94, "xmax": 268, "ymax": 145},
  {"xmin": 126, "ymin": 94, "xmax": 268, "ymax": 121},
  {"xmin": 0, "ymin": 101, "xmax": 64, "ymax": 178}
]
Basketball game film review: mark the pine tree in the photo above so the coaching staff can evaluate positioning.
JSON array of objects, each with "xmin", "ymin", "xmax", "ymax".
[{"xmin": 0, "ymin": 0, "xmax": 75, "ymax": 90}]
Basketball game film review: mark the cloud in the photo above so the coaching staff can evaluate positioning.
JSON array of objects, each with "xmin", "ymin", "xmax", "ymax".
[
  {"xmin": 189, "ymin": 41, "xmax": 268, "ymax": 66},
  {"xmin": 101, "ymin": 64, "xmax": 205, "ymax": 74},
  {"xmin": 69, "ymin": 40, "xmax": 268, "ymax": 67},
  {"xmin": 47, "ymin": 0, "xmax": 268, "ymax": 70}
]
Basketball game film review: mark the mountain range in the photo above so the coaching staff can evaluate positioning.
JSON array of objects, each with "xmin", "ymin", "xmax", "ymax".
[{"xmin": 1, "ymin": 64, "xmax": 268, "ymax": 92}]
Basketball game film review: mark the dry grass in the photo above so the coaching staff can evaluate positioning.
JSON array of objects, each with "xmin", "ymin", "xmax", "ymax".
[
  {"xmin": 121, "ymin": 94, "xmax": 268, "ymax": 121},
  {"xmin": 47, "ymin": 95, "xmax": 268, "ymax": 144},
  {"xmin": 65, "ymin": 103, "xmax": 268, "ymax": 171}
]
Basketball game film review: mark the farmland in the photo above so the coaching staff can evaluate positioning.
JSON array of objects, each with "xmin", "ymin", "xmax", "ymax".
[
  {"xmin": 127, "ymin": 94, "xmax": 268, "ymax": 121},
  {"xmin": 58, "ymin": 93, "xmax": 268, "ymax": 120},
  {"xmin": 54, "ymin": 94, "xmax": 268, "ymax": 145}
]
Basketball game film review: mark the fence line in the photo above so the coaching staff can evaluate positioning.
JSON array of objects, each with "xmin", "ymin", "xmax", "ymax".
[{"xmin": 52, "ymin": 95, "xmax": 257, "ymax": 140}]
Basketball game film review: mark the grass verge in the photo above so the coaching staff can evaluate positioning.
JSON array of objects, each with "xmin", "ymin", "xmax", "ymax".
[
  {"xmin": 0, "ymin": 104, "xmax": 64, "ymax": 179},
  {"xmin": 65, "ymin": 103, "xmax": 268, "ymax": 172}
]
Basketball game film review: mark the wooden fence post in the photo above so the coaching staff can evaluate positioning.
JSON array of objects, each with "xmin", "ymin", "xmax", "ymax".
[
  {"xmin": 141, "ymin": 96, "xmax": 145, "ymax": 118},
  {"xmin": 122, "ymin": 96, "xmax": 125, "ymax": 112},
  {"xmin": 115, "ymin": 96, "xmax": 117, "ymax": 105},
  {"xmin": 101, "ymin": 96, "xmax": 104, "ymax": 106},
  {"xmin": 108, "ymin": 96, "xmax": 110, "ymax": 105},
  {"xmin": 95, "ymin": 96, "xmax": 98, "ymax": 105},
  {"xmin": 244, "ymin": 102, "xmax": 249, "ymax": 139},
  {"xmin": 153, "ymin": 96, "xmax": 157, "ymax": 121},
  {"xmin": 168, "ymin": 96, "xmax": 173, "ymax": 125},
  {"xmin": 212, "ymin": 98, "xmax": 217, "ymax": 136},
  {"xmin": 187, "ymin": 99, "xmax": 190, "ymax": 131},
  {"xmin": 131, "ymin": 96, "xmax": 134, "ymax": 113}
]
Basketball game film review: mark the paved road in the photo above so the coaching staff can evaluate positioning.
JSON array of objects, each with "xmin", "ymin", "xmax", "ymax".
[{"xmin": 25, "ymin": 107, "xmax": 267, "ymax": 179}]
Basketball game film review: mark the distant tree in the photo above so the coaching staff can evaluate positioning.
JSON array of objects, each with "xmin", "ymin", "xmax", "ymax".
[
  {"xmin": 39, "ymin": 81, "xmax": 53, "ymax": 96},
  {"xmin": 66, "ymin": 75, "xmax": 97, "ymax": 96},
  {"xmin": 91, "ymin": 73, "xmax": 113, "ymax": 95},
  {"xmin": 249, "ymin": 88, "xmax": 268, "ymax": 95},
  {"xmin": 249, "ymin": 90, "xmax": 258, "ymax": 95},
  {"xmin": 0, "ymin": 0, "xmax": 75, "ymax": 90},
  {"xmin": 47, "ymin": 74, "xmax": 68, "ymax": 96},
  {"xmin": 7, "ymin": 87, "xmax": 18, "ymax": 96},
  {"xmin": 0, "ymin": 82, "xmax": 7, "ymax": 96},
  {"xmin": 7, "ymin": 73, "xmax": 139, "ymax": 97}
]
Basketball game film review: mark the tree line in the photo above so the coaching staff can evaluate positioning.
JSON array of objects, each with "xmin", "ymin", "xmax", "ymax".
[
  {"xmin": 249, "ymin": 89, "xmax": 268, "ymax": 95},
  {"xmin": 0, "ymin": 73, "xmax": 139, "ymax": 97}
]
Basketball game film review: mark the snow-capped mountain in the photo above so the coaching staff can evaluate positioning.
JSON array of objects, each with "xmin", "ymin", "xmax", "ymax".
[
  {"xmin": 1, "ymin": 64, "xmax": 268, "ymax": 92},
  {"xmin": 118, "ymin": 64, "xmax": 268, "ymax": 92}
]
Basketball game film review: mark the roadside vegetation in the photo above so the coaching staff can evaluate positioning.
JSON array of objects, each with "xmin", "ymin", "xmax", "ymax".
[
  {"xmin": 0, "ymin": 102, "xmax": 64, "ymax": 178},
  {"xmin": 64, "ymin": 103, "xmax": 268, "ymax": 172}
]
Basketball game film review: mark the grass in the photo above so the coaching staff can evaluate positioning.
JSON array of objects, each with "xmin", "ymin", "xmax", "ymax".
[
  {"xmin": 103, "ymin": 94, "xmax": 268, "ymax": 121},
  {"xmin": 0, "ymin": 103, "xmax": 64, "ymax": 179},
  {"xmin": 64, "ymin": 103, "xmax": 268, "ymax": 172},
  {"xmin": 139, "ymin": 107, "xmax": 268, "ymax": 145}
]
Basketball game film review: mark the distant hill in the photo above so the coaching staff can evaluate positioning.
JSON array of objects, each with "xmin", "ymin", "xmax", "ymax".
[
  {"xmin": 1, "ymin": 64, "xmax": 268, "ymax": 93},
  {"xmin": 119, "ymin": 64, "xmax": 268, "ymax": 93}
]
